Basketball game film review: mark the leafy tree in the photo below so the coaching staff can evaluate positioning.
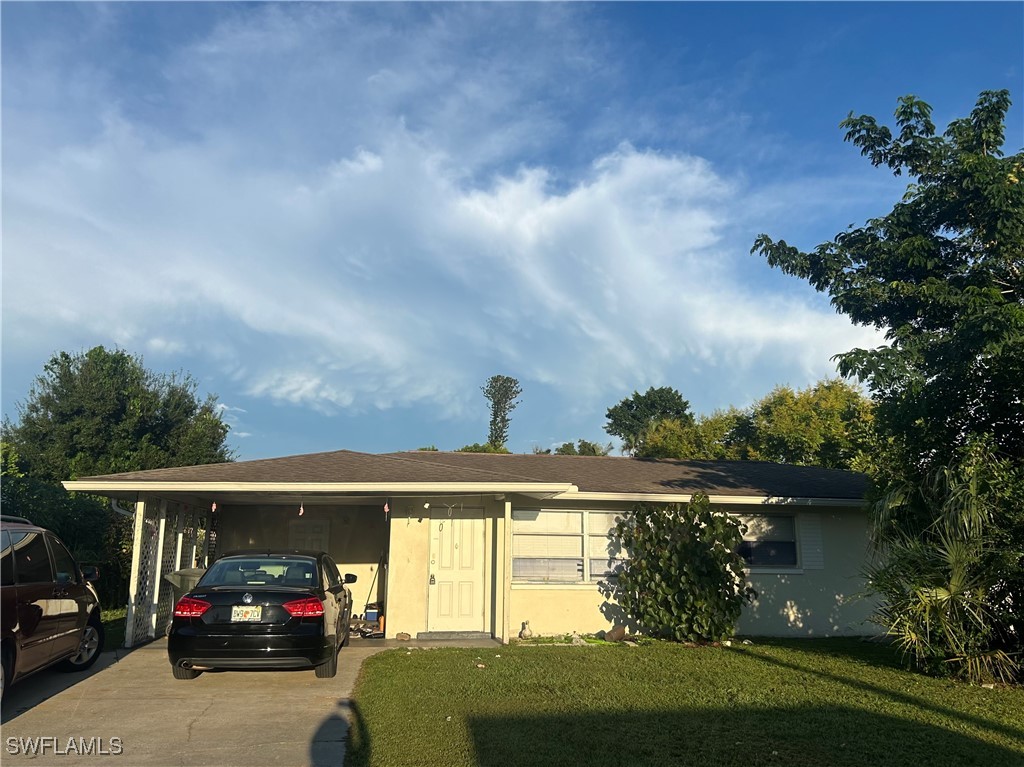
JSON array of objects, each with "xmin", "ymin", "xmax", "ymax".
[
  {"xmin": 743, "ymin": 380, "xmax": 874, "ymax": 470},
  {"xmin": 1, "ymin": 442, "xmax": 130, "ymax": 603},
  {"xmin": 605, "ymin": 386, "xmax": 693, "ymax": 455},
  {"xmin": 638, "ymin": 408, "xmax": 746, "ymax": 461},
  {"xmin": 637, "ymin": 380, "xmax": 873, "ymax": 471},
  {"xmin": 2, "ymin": 346, "xmax": 234, "ymax": 604},
  {"xmin": 4, "ymin": 346, "xmax": 233, "ymax": 482},
  {"xmin": 752, "ymin": 90, "xmax": 1024, "ymax": 682},
  {"xmin": 608, "ymin": 494, "xmax": 755, "ymax": 642},
  {"xmin": 481, "ymin": 375, "xmax": 522, "ymax": 449},
  {"xmin": 416, "ymin": 445, "xmax": 439, "ymax": 451},
  {"xmin": 553, "ymin": 439, "xmax": 613, "ymax": 456},
  {"xmin": 456, "ymin": 442, "xmax": 511, "ymax": 454}
]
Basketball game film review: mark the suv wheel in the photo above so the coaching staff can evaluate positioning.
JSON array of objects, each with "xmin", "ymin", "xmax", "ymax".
[
  {"xmin": 1, "ymin": 644, "xmax": 11, "ymax": 699},
  {"xmin": 58, "ymin": 618, "xmax": 104, "ymax": 672}
]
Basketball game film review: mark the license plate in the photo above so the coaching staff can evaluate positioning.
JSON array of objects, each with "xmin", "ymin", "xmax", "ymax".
[{"xmin": 231, "ymin": 605, "xmax": 262, "ymax": 622}]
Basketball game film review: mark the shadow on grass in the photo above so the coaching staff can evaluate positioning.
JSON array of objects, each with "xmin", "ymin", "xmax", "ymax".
[
  {"xmin": 467, "ymin": 705, "xmax": 1021, "ymax": 767},
  {"xmin": 737, "ymin": 636, "xmax": 905, "ymax": 669},
  {"xmin": 726, "ymin": 642, "xmax": 1024, "ymax": 743}
]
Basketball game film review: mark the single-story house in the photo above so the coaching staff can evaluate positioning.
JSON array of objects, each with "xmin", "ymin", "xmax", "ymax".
[{"xmin": 63, "ymin": 450, "xmax": 877, "ymax": 647}]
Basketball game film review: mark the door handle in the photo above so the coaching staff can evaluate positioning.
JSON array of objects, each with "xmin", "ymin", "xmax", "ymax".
[{"xmin": 429, "ymin": 574, "xmax": 436, "ymax": 585}]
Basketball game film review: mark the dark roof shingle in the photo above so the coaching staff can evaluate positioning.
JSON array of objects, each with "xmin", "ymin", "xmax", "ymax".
[{"xmin": 75, "ymin": 449, "xmax": 868, "ymax": 500}]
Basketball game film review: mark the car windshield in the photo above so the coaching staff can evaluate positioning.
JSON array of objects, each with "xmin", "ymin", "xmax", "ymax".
[{"xmin": 199, "ymin": 556, "xmax": 320, "ymax": 588}]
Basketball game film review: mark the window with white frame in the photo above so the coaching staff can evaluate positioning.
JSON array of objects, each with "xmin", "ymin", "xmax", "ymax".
[
  {"xmin": 736, "ymin": 514, "xmax": 798, "ymax": 567},
  {"xmin": 512, "ymin": 509, "xmax": 626, "ymax": 583}
]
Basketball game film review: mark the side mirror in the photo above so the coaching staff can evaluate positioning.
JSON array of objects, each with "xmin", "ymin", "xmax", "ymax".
[
  {"xmin": 80, "ymin": 565, "xmax": 100, "ymax": 582},
  {"xmin": 344, "ymin": 573, "xmax": 357, "ymax": 584}
]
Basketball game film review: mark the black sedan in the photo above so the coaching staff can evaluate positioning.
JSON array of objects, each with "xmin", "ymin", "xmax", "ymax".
[{"xmin": 167, "ymin": 550, "xmax": 356, "ymax": 680}]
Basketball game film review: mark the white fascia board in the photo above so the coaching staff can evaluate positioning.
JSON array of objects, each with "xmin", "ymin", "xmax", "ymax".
[
  {"xmin": 62, "ymin": 481, "xmax": 578, "ymax": 495},
  {"xmin": 547, "ymin": 491, "xmax": 865, "ymax": 507}
]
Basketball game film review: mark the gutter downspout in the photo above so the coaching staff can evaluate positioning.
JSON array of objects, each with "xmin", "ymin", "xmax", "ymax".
[{"xmin": 110, "ymin": 499, "xmax": 134, "ymax": 518}]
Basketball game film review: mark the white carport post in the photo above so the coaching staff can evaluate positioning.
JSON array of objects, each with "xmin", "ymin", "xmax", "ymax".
[
  {"xmin": 125, "ymin": 497, "xmax": 148, "ymax": 648},
  {"xmin": 502, "ymin": 498, "xmax": 512, "ymax": 644},
  {"xmin": 173, "ymin": 506, "xmax": 185, "ymax": 570},
  {"xmin": 149, "ymin": 499, "xmax": 169, "ymax": 636}
]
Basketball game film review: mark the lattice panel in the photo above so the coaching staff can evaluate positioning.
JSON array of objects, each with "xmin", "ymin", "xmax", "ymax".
[
  {"xmin": 178, "ymin": 510, "xmax": 195, "ymax": 570},
  {"xmin": 155, "ymin": 508, "xmax": 181, "ymax": 634},
  {"xmin": 129, "ymin": 503, "xmax": 161, "ymax": 645}
]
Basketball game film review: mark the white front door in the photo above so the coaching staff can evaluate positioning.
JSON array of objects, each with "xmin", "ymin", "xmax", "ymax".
[{"xmin": 427, "ymin": 508, "xmax": 485, "ymax": 632}]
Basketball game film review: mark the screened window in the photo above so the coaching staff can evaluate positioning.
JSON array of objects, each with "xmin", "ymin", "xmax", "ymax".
[
  {"xmin": 512, "ymin": 509, "xmax": 626, "ymax": 583},
  {"xmin": 512, "ymin": 510, "xmax": 583, "ymax": 582},
  {"xmin": 737, "ymin": 515, "xmax": 798, "ymax": 567}
]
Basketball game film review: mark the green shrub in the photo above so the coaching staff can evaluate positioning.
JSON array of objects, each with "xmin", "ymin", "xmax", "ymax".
[{"xmin": 611, "ymin": 494, "xmax": 755, "ymax": 642}]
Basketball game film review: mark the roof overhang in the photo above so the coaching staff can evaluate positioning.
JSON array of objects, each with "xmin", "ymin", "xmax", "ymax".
[
  {"xmin": 547, "ymin": 491, "xmax": 866, "ymax": 507},
  {"xmin": 63, "ymin": 480, "xmax": 863, "ymax": 509},
  {"xmin": 62, "ymin": 480, "xmax": 578, "ymax": 504}
]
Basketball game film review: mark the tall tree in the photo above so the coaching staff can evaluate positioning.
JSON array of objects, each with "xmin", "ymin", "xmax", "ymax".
[
  {"xmin": 2, "ymin": 346, "xmax": 234, "ymax": 603},
  {"xmin": 752, "ymin": 90, "xmax": 1024, "ymax": 682},
  {"xmin": 5, "ymin": 346, "xmax": 233, "ymax": 482},
  {"xmin": 605, "ymin": 386, "xmax": 693, "ymax": 455},
  {"xmin": 481, "ymin": 374, "xmax": 522, "ymax": 449}
]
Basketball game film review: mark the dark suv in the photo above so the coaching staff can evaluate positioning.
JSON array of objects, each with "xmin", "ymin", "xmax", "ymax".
[{"xmin": 1, "ymin": 515, "xmax": 104, "ymax": 698}]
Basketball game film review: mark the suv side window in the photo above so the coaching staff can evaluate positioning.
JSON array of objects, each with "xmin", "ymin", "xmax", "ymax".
[
  {"xmin": 12, "ymin": 531, "xmax": 53, "ymax": 584},
  {"xmin": 47, "ymin": 535, "xmax": 79, "ymax": 585},
  {"xmin": 1, "ymin": 530, "xmax": 13, "ymax": 586}
]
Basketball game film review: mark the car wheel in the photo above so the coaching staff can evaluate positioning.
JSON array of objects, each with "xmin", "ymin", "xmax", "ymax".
[
  {"xmin": 315, "ymin": 647, "xmax": 339, "ymax": 678},
  {"xmin": 171, "ymin": 665, "xmax": 201, "ymax": 680},
  {"xmin": 1, "ymin": 644, "xmax": 12, "ymax": 700},
  {"xmin": 58, "ymin": 618, "xmax": 104, "ymax": 672}
]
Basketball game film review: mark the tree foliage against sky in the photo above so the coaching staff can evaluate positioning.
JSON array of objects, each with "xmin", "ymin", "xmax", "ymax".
[
  {"xmin": 604, "ymin": 386, "xmax": 693, "ymax": 455},
  {"xmin": 4, "ymin": 346, "xmax": 234, "ymax": 482},
  {"xmin": 2, "ymin": 346, "xmax": 234, "ymax": 603},
  {"xmin": 753, "ymin": 90, "xmax": 1023, "ymax": 683},
  {"xmin": 481, "ymin": 375, "xmax": 522, "ymax": 449},
  {"xmin": 637, "ymin": 379, "xmax": 874, "ymax": 472}
]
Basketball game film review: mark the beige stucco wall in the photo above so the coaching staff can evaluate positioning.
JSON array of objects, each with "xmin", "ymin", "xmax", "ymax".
[
  {"xmin": 507, "ymin": 504, "xmax": 878, "ymax": 639},
  {"xmin": 216, "ymin": 503, "xmax": 389, "ymax": 609},
  {"xmin": 737, "ymin": 508, "xmax": 877, "ymax": 636},
  {"xmin": 383, "ymin": 503, "xmax": 432, "ymax": 637},
  {"xmin": 209, "ymin": 497, "xmax": 876, "ymax": 640}
]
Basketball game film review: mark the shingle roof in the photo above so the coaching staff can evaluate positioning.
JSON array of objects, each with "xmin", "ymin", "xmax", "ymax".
[{"xmin": 74, "ymin": 449, "xmax": 869, "ymax": 500}]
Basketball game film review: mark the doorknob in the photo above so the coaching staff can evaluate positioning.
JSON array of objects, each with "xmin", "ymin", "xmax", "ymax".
[{"xmin": 429, "ymin": 574, "xmax": 436, "ymax": 585}]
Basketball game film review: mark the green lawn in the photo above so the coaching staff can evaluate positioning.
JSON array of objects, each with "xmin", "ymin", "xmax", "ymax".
[{"xmin": 345, "ymin": 639, "xmax": 1024, "ymax": 767}]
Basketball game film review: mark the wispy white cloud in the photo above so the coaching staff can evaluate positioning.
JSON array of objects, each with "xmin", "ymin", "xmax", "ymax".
[{"xmin": 2, "ymin": 3, "xmax": 893, "ymax": 453}]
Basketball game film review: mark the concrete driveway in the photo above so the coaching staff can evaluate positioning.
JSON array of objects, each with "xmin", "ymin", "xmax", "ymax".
[{"xmin": 1, "ymin": 637, "xmax": 387, "ymax": 767}]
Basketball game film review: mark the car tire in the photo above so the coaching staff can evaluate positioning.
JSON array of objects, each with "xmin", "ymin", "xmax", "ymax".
[
  {"xmin": 315, "ymin": 647, "xmax": 339, "ymax": 679},
  {"xmin": 58, "ymin": 617, "xmax": 104, "ymax": 672},
  {"xmin": 171, "ymin": 665, "xmax": 201, "ymax": 680},
  {"xmin": 1, "ymin": 644, "xmax": 12, "ymax": 700}
]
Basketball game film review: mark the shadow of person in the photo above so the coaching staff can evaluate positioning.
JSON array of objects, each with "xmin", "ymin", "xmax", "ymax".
[{"xmin": 310, "ymin": 699, "xmax": 370, "ymax": 767}]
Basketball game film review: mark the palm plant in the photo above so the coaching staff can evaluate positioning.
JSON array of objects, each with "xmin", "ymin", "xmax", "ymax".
[{"xmin": 865, "ymin": 443, "xmax": 1021, "ymax": 684}]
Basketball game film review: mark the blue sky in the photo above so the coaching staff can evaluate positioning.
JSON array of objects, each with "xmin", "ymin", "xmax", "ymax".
[{"xmin": 3, "ymin": 2, "xmax": 1021, "ymax": 460}]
